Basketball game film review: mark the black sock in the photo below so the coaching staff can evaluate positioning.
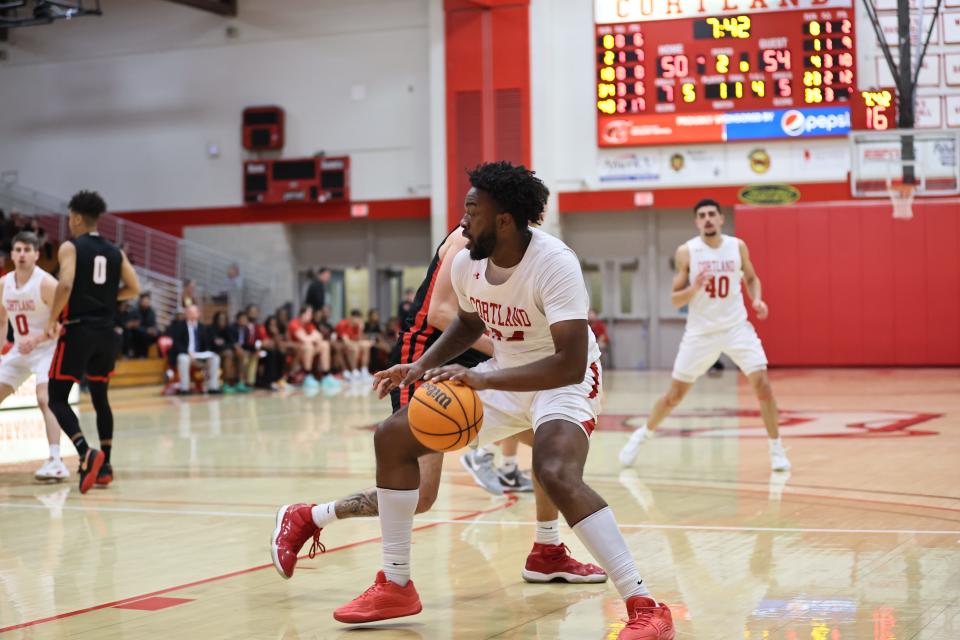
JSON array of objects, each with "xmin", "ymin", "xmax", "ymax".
[
  {"xmin": 49, "ymin": 380, "xmax": 89, "ymax": 457},
  {"xmin": 71, "ymin": 433, "xmax": 90, "ymax": 458},
  {"xmin": 101, "ymin": 443, "xmax": 112, "ymax": 464}
]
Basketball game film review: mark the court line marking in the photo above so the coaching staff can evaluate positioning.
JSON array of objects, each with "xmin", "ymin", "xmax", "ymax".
[
  {"xmin": 0, "ymin": 495, "xmax": 519, "ymax": 634},
  {"xmin": 0, "ymin": 502, "xmax": 956, "ymax": 536}
]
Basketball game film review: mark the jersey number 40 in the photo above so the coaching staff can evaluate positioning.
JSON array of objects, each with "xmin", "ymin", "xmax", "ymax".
[{"xmin": 704, "ymin": 275, "xmax": 730, "ymax": 299}]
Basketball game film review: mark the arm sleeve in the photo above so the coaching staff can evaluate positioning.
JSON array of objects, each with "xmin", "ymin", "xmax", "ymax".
[
  {"xmin": 450, "ymin": 249, "xmax": 476, "ymax": 314},
  {"xmin": 536, "ymin": 250, "xmax": 591, "ymax": 326}
]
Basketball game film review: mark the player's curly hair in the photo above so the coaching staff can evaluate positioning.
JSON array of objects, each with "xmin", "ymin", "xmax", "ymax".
[
  {"xmin": 68, "ymin": 190, "xmax": 107, "ymax": 221},
  {"xmin": 467, "ymin": 161, "xmax": 549, "ymax": 229}
]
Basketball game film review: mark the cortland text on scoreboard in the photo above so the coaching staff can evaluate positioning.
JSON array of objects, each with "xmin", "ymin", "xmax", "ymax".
[{"xmin": 593, "ymin": 0, "xmax": 892, "ymax": 147}]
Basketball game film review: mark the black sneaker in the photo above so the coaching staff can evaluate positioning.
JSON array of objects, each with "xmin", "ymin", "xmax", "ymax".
[
  {"xmin": 96, "ymin": 463, "xmax": 113, "ymax": 487},
  {"xmin": 78, "ymin": 449, "xmax": 105, "ymax": 494},
  {"xmin": 498, "ymin": 467, "xmax": 534, "ymax": 492}
]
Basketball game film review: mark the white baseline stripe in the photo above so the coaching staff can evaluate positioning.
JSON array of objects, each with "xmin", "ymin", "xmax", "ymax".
[{"xmin": 1, "ymin": 502, "xmax": 957, "ymax": 536}]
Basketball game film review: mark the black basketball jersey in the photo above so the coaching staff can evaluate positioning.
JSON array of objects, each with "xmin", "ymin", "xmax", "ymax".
[
  {"xmin": 391, "ymin": 229, "xmax": 487, "ymax": 369},
  {"xmin": 65, "ymin": 232, "xmax": 122, "ymax": 327}
]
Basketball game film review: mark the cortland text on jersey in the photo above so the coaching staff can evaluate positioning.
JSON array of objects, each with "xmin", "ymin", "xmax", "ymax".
[
  {"xmin": 696, "ymin": 259, "xmax": 737, "ymax": 273},
  {"xmin": 468, "ymin": 298, "xmax": 533, "ymax": 328},
  {"xmin": 6, "ymin": 300, "xmax": 36, "ymax": 312}
]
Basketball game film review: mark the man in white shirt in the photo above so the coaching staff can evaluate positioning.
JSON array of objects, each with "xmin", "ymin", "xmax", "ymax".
[{"xmin": 328, "ymin": 162, "xmax": 675, "ymax": 639}]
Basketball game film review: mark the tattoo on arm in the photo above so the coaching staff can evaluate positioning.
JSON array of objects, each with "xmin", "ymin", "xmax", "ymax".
[{"xmin": 335, "ymin": 489, "xmax": 379, "ymax": 519}]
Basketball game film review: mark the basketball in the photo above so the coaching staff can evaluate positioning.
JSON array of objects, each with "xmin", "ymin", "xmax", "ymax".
[{"xmin": 408, "ymin": 380, "xmax": 483, "ymax": 452}]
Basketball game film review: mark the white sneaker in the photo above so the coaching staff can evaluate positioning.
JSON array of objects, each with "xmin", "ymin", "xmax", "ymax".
[
  {"xmin": 343, "ymin": 370, "xmax": 355, "ymax": 382},
  {"xmin": 618, "ymin": 425, "xmax": 650, "ymax": 467},
  {"xmin": 35, "ymin": 458, "xmax": 70, "ymax": 481},
  {"xmin": 769, "ymin": 442, "xmax": 791, "ymax": 472}
]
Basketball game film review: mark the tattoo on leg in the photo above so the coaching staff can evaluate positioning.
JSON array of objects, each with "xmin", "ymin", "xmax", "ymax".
[{"xmin": 335, "ymin": 489, "xmax": 379, "ymax": 519}]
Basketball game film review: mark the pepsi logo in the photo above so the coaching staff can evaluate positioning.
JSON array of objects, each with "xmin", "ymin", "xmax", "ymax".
[{"xmin": 781, "ymin": 110, "xmax": 806, "ymax": 137}]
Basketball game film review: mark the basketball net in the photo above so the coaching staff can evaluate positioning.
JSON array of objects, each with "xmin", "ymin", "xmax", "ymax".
[{"xmin": 888, "ymin": 182, "xmax": 915, "ymax": 220}]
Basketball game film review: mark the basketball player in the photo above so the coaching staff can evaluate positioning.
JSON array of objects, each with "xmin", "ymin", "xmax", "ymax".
[
  {"xmin": 618, "ymin": 198, "xmax": 790, "ymax": 472},
  {"xmin": 45, "ymin": 190, "xmax": 141, "ymax": 494},
  {"xmin": 271, "ymin": 225, "xmax": 605, "ymax": 586},
  {"xmin": 334, "ymin": 162, "xmax": 673, "ymax": 637},
  {"xmin": 0, "ymin": 232, "xmax": 66, "ymax": 481}
]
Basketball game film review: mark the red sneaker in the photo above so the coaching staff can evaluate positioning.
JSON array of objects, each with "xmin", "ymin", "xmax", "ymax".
[
  {"xmin": 270, "ymin": 503, "xmax": 324, "ymax": 579},
  {"xmin": 333, "ymin": 571, "xmax": 423, "ymax": 624},
  {"xmin": 78, "ymin": 449, "xmax": 105, "ymax": 495},
  {"xmin": 618, "ymin": 596, "xmax": 675, "ymax": 640},
  {"xmin": 521, "ymin": 542, "xmax": 607, "ymax": 583}
]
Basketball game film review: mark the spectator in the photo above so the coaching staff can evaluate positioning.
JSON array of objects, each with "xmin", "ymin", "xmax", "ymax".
[
  {"xmin": 335, "ymin": 308, "xmax": 373, "ymax": 381},
  {"xmin": 207, "ymin": 311, "xmax": 244, "ymax": 392},
  {"xmin": 228, "ymin": 310, "xmax": 257, "ymax": 391},
  {"xmin": 370, "ymin": 315, "xmax": 400, "ymax": 372},
  {"xmin": 126, "ymin": 293, "xmax": 160, "ymax": 358},
  {"xmin": 304, "ymin": 267, "xmax": 330, "ymax": 311},
  {"xmin": 287, "ymin": 304, "xmax": 337, "ymax": 391},
  {"xmin": 258, "ymin": 315, "xmax": 287, "ymax": 391},
  {"xmin": 182, "ymin": 279, "xmax": 198, "ymax": 310},
  {"xmin": 167, "ymin": 304, "xmax": 221, "ymax": 394},
  {"xmin": 397, "ymin": 288, "xmax": 416, "ymax": 322},
  {"xmin": 312, "ymin": 306, "xmax": 348, "ymax": 376},
  {"xmin": 117, "ymin": 300, "xmax": 133, "ymax": 357},
  {"xmin": 364, "ymin": 309, "xmax": 383, "ymax": 336},
  {"xmin": 225, "ymin": 263, "xmax": 245, "ymax": 318},
  {"xmin": 588, "ymin": 309, "xmax": 611, "ymax": 369}
]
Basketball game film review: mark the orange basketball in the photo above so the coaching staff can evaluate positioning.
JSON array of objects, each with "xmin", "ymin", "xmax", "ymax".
[{"xmin": 408, "ymin": 380, "xmax": 483, "ymax": 452}]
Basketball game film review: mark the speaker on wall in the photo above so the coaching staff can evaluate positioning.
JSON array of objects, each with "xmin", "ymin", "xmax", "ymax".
[{"xmin": 242, "ymin": 106, "xmax": 284, "ymax": 151}]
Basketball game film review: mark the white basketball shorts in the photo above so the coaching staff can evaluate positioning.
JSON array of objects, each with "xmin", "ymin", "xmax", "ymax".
[
  {"xmin": 672, "ymin": 321, "xmax": 768, "ymax": 383},
  {"xmin": 471, "ymin": 357, "xmax": 603, "ymax": 446},
  {"xmin": 0, "ymin": 343, "xmax": 57, "ymax": 388}
]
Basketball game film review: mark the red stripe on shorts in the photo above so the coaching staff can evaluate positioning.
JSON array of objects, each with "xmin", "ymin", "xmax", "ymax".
[{"xmin": 587, "ymin": 362, "xmax": 600, "ymax": 399}]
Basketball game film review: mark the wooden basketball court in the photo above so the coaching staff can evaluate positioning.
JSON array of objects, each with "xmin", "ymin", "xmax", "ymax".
[{"xmin": 1, "ymin": 369, "xmax": 957, "ymax": 639}]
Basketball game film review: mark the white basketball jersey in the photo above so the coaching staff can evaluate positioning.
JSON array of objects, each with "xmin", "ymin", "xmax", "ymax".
[
  {"xmin": 452, "ymin": 228, "xmax": 601, "ymax": 369},
  {"xmin": 2, "ymin": 267, "xmax": 52, "ymax": 347},
  {"xmin": 684, "ymin": 234, "xmax": 747, "ymax": 335}
]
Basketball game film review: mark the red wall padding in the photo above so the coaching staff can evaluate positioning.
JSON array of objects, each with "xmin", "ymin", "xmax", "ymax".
[{"xmin": 736, "ymin": 199, "xmax": 960, "ymax": 366}]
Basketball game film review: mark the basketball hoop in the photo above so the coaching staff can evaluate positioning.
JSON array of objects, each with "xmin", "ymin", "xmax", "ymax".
[{"xmin": 888, "ymin": 182, "xmax": 915, "ymax": 220}]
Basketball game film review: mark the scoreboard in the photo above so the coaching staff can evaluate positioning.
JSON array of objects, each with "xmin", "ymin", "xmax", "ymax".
[{"xmin": 594, "ymin": 0, "xmax": 884, "ymax": 147}]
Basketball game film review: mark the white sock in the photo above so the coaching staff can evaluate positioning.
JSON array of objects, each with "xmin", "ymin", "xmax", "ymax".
[
  {"xmin": 311, "ymin": 502, "xmax": 338, "ymax": 529},
  {"xmin": 378, "ymin": 487, "xmax": 419, "ymax": 586},
  {"xmin": 501, "ymin": 455, "xmax": 518, "ymax": 472},
  {"xmin": 536, "ymin": 520, "xmax": 561, "ymax": 545},
  {"xmin": 639, "ymin": 424, "xmax": 650, "ymax": 438},
  {"xmin": 769, "ymin": 437, "xmax": 783, "ymax": 449},
  {"xmin": 476, "ymin": 445, "xmax": 493, "ymax": 457},
  {"xmin": 572, "ymin": 506, "xmax": 651, "ymax": 600},
  {"xmin": 49, "ymin": 444, "xmax": 60, "ymax": 460}
]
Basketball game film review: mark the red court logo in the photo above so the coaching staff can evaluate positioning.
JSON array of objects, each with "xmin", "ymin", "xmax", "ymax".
[{"xmin": 598, "ymin": 409, "xmax": 940, "ymax": 438}]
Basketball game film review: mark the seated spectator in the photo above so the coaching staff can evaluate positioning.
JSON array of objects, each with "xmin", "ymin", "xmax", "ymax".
[
  {"xmin": 398, "ymin": 288, "xmax": 415, "ymax": 322},
  {"xmin": 335, "ymin": 309, "xmax": 373, "ymax": 381},
  {"xmin": 117, "ymin": 300, "xmax": 132, "ymax": 357},
  {"xmin": 257, "ymin": 315, "xmax": 287, "ymax": 391},
  {"xmin": 588, "ymin": 309, "xmax": 611, "ymax": 369},
  {"xmin": 229, "ymin": 310, "xmax": 258, "ymax": 391},
  {"xmin": 206, "ymin": 311, "xmax": 244, "ymax": 392},
  {"xmin": 288, "ymin": 305, "xmax": 337, "ymax": 390},
  {"xmin": 127, "ymin": 292, "xmax": 159, "ymax": 358},
  {"xmin": 312, "ymin": 306, "xmax": 348, "ymax": 375},
  {"xmin": 370, "ymin": 315, "xmax": 400, "ymax": 372},
  {"xmin": 364, "ymin": 309, "xmax": 383, "ymax": 337},
  {"xmin": 167, "ymin": 304, "xmax": 221, "ymax": 394}
]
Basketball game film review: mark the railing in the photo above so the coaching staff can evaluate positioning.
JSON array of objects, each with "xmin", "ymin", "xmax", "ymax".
[{"xmin": 0, "ymin": 182, "xmax": 275, "ymax": 324}]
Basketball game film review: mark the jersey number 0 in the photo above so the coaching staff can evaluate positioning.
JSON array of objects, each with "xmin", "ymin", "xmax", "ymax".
[{"xmin": 93, "ymin": 255, "xmax": 107, "ymax": 284}]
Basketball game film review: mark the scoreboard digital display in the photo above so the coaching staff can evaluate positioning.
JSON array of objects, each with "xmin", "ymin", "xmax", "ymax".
[{"xmin": 595, "ymin": 0, "xmax": 867, "ymax": 146}]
